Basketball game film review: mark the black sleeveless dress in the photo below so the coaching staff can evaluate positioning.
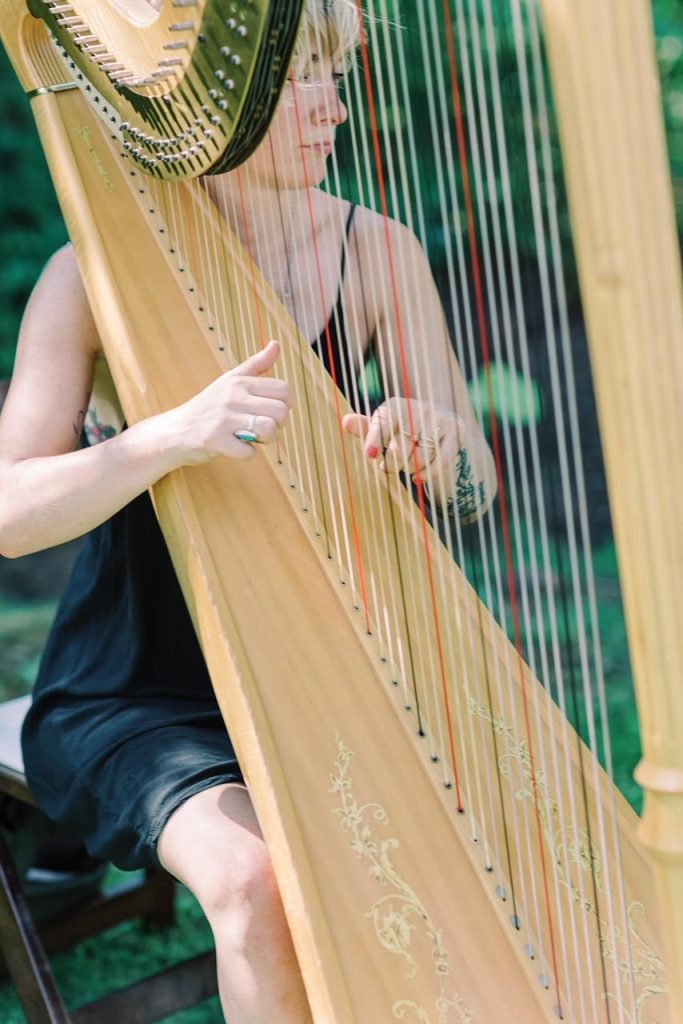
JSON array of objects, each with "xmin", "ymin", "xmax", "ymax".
[{"xmin": 22, "ymin": 205, "xmax": 362, "ymax": 870}]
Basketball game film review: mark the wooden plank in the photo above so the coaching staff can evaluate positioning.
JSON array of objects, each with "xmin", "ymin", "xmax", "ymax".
[{"xmin": 71, "ymin": 952, "xmax": 217, "ymax": 1024}]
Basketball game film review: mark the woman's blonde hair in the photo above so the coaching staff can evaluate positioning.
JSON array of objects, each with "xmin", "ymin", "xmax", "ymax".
[{"xmin": 296, "ymin": 0, "xmax": 361, "ymax": 67}]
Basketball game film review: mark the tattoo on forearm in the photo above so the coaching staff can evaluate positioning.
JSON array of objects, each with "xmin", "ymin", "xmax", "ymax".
[
  {"xmin": 84, "ymin": 408, "xmax": 118, "ymax": 445},
  {"xmin": 446, "ymin": 447, "xmax": 486, "ymax": 520}
]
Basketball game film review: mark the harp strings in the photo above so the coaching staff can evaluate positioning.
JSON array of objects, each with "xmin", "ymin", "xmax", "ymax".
[
  {"xmin": 400, "ymin": 1, "xmax": 510, "ymax": 863},
  {"xmin": 364, "ymin": 2, "xmax": 473, "ymax": 794},
  {"xmin": 522, "ymin": 2, "xmax": 640, "ymax": 1011},
  {"xmin": 417, "ymin": 0, "xmax": 532, "ymax": 914},
  {"xmin": 495, "ymin": 0, "xmax": 638, "ymax": 1013},
  {"xmin": 266, "ymin": 8, "xmax": 434, "ymax": 707},
  {"xmin": 290, "ymin": 4, "xmax": 606, "ymax": 1007},
  {"xmin": 455, "ymin": 1, "xmax": 636, "ymax": 1013},
  {"xmin": 440, "ymin": 4, "xmax": 571, "ymax": 1005},
  {"xmin": 355, "ymin": 0, "xmax": 634, "ymax": 1014},
  {"xmin": 325, "ymin": 0, "xmax": 548, "ymax": 974},
  {"xmin": 462, "ymin": 0, "xmax": 585, "ymax": 1000},
  {"xmin": 268, "ymin": 163, "xmax": 332, "ymax": 521},
  {"xmin": 496, "ymin": 2, "xmax": 597, "ymax": 1004},
  {"xmin": 126, "ymin": 1, "xmax": 643, "ymax": 1015},
  {"xmin": 457, "ymin": 10, "xmax": 561, "ymax": 990},
  {"xmin": 352, "ymin": 3, "xmax": 474, "ymax": 810},
  {"xmin": 332, "ymin": 34, "xmax": 431, "ymax": 717},
  {"xmin": 517, "ymin": 4, "xmax": 632, "ymax": 1011},
  {"xmin": 344, "ymin": 0, "xmax": 548, "ymax": 974}
]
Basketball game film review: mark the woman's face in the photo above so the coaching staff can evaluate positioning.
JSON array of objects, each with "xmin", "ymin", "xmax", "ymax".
[{"xmin": 244, "ymin": 49, "xmax": 348, "ymax": 192}]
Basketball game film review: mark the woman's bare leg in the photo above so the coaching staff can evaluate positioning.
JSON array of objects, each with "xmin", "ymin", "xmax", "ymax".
[{"xmin": 157, "ymin": 784, "xmax": 313, "ymax": 1024}]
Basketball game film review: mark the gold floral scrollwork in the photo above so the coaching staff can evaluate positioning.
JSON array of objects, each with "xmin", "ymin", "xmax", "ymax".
[
  {"xmin": 393, "ymin": 995, "xmax": 474, "ymax": 1023},
  {"xmin": 330, "ymin": 733, "xmax": 474, "ymax": 1023},
  {"xmin": 467, "ymin": 695, "xmax": 667, "ymax": 1023}
]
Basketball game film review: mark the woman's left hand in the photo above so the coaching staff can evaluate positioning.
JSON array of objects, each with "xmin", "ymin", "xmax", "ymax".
[{"xmin": 342, "ymin": 397, "xmax": 465, "ymax": 482}]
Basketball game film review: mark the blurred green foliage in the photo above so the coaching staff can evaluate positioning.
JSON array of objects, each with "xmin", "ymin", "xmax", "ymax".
[{"xmin": 0, "ymin": 51, "xmax": 67, "ymax": 378}]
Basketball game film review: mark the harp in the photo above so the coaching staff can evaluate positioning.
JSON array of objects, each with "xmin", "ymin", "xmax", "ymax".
[{"xmin": 1, "ymin": 1, "xmax": 681, "ymax": 1020}]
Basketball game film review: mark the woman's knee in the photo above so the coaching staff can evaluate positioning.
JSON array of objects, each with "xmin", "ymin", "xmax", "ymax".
[
  {"xmin": 157, "ymin": 784, "xmax": 281, "ymax": 923},
  {"xmin": 202, "ymin": 832, "xmax": 279, "ymax": 923}
]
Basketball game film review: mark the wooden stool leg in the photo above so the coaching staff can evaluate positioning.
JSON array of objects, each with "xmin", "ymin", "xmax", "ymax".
[
  {"xmin": 141, "ymin": 867, "xmax": 176, "ymax": 930},
  {"xmin": 0, "ymin": 830, "xmax": 71, "ymax": 1024}
]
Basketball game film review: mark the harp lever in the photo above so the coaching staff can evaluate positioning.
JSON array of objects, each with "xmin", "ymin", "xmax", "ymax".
[{"xmin": 27, "ymin": 81, "xmax": 78, "ymax": 99}]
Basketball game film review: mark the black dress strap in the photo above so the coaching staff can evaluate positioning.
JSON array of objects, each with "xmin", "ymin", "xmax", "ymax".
[
  {"xmin": 338, "ymin": 201, "xmax": 356, "ymax": 286},
  {"xmin": 311, "ymin": 204, "xmax": 359, "ymax": 405}
]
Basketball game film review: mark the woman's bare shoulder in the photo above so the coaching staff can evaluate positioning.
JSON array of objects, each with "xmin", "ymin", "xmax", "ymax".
[
  {"xmin": 42, "ymin": 242, "xmax": 81, "ymax": 287},
  {"xmin": 0, "ymin": 244, "xmax": 102, "ymax": 460},
  {"xmin": 34, "ymin": 243, "xmax": 101, "ymax": 356},
  {"xmin": 346, "ymin": 205, "xmax": 423, "ymax": 257},
  {"xmin": 345, "ymin": 206, "xmax": 429, "ymax": 303},
  {"xmin": 312, "ymin": 192, "xmax": 417, "ymax": 249}
]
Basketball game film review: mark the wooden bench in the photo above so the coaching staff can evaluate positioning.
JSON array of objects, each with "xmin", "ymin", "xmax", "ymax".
[{"xmin": 0, "ymin": 695, "xmax": 217, "ymax": 1023}]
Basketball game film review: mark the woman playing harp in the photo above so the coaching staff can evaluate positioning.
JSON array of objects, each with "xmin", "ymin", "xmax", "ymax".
[{"xmin": 0, "ymin": 1, "xmax": 495, "ymax": 1020}]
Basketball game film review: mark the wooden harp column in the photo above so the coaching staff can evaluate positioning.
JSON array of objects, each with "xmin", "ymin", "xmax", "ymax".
[{"xmin": 1, "ymin": 0, "xmax": 682, "ymax": 1021}]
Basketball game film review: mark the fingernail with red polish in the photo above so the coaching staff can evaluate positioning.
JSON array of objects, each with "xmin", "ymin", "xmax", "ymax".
[{"xmin": 367, "ymin": 446, "xmax": 379, "ymax": 459}]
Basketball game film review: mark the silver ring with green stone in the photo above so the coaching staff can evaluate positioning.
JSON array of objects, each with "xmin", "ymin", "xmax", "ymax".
[{"xmin": 234, "ymin": 428, "xmax": 259, "ymax": 445}]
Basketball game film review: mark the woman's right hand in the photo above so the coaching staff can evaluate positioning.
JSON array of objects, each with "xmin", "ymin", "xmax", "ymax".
[
  {"xmin": 0, "ymin": 248, "xmax": 292, "ymax": 557},
  {"xmin": 167, "ymin": 340, "xmax": 291, "ymax": 466}
]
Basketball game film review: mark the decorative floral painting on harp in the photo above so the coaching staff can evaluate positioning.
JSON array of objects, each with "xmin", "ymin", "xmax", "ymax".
[{"xmin": 0, "ymin": 0, "xmax": 681, "ymax": 1022}]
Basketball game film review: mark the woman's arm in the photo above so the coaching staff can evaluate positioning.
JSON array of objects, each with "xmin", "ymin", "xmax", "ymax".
[
  {"xmin": 0, "ymin": 246, "xmax": 289, "ymax": 558},
  {"xmin": 342, "ymin": 216, "xmax": 497, "ymax": 522}
]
